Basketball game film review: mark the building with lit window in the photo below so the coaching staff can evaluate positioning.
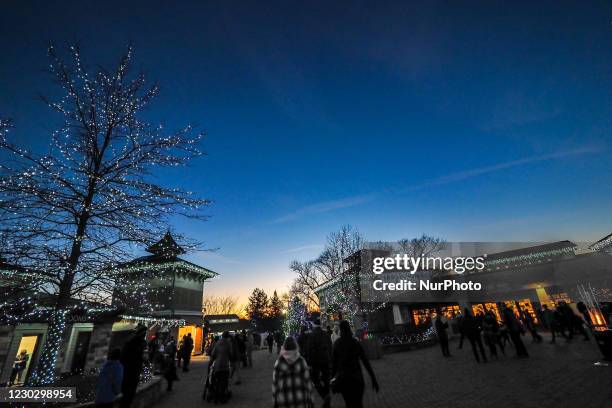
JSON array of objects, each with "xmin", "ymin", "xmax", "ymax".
[
  {"xmin": 111, "ymin": 232, "xmax": 218, "ymax": 355},
  {"xmin": 315, "ymin": 236, "xmax": 612, "ymax": 342}
]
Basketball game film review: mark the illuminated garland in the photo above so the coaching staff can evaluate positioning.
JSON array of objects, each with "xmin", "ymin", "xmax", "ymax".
[
  {"xmin": 112, "ymin": 260, "xmax": 218, "ymax": 281},
  {"xmin": 590, "ymin": 234, "xmax": 612, "ymax": 252},
  {"xmin": 377, "ymin": 326, "xmax": 436, "ymax": 346},
  {"xmin": 120, "ymin": 314, "xmax": 185, "ymax": 327},
  {"xmin": 485, "ymin": 247, "xmax": 575, "ymax": 268}
]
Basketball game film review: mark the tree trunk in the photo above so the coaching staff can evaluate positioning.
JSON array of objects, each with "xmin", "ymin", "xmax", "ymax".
[
  {"xmin": 27, "ymin": 310, "xmax": 67, "ymax": 386},
  {"xmin": 28, "ymin": 185, "xmax": 94, "ymax": 385}
]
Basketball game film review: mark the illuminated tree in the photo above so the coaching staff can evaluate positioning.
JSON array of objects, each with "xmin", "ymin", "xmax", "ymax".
[
  {"xmin": 290, "ymin": 225, "xmax": 363, "ymax": 310},
  {"xmin": 0, "ymin": 45, "xmax": 209, "ymax": 385},
  {"xmin": 283, "ymin": 296, "xmax": 307, "ymax": 337}
]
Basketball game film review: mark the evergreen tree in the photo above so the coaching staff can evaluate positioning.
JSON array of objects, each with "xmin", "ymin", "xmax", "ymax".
[
  {"xmin": 246, "ymin": 288, "xmax": 269, "ymax": 323},
  {"xmin": 268, "ymin": 290, "xmax": 284, "ymax": 318}
]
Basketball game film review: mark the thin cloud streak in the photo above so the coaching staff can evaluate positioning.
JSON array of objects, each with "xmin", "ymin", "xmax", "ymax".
[
  {"xmin": 405, "ymin": 146, "xmax": 603, "ymax": 191},
  {"xmin": 273, "ymin": 146, "xmax": 604, "ymax": 223},
  {"xmin": 281, "ymin": 244, "xmax": 324, "ymax": 254},
  {"xmin": 272, "ymin": 193, "xmax": 378, "ymax": 223}
]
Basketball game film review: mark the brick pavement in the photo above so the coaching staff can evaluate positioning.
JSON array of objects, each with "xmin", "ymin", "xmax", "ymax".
[{"xmin": 153, "ymin": 334, "xmax": 612, "ymax": 408}]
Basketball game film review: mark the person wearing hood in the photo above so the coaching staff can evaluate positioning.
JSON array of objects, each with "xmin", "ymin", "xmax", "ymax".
[
  {"xmin": 95, "ymin": 348, "xmax": 123, "ymax": 408},
  {"xmin": 272, "ymin": 336, "xmax": 313, "ymax": 408}
]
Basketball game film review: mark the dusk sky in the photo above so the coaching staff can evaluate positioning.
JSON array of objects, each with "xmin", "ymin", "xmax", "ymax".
[{"xmin": 2, "ymin": 1, "xmax": 612, "ymax": 304}]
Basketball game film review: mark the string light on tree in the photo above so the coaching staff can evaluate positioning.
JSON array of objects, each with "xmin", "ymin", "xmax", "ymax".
[{"xmin": 0, "ymin": 44, "xmax": 210, "ymax": 385}]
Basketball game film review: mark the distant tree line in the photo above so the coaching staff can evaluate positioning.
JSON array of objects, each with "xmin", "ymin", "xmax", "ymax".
[{"xmin": 245, "ymin": 288, "xmax": 287, "ymax": 331}]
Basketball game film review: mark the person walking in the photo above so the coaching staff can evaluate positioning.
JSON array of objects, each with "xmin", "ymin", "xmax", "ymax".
[
  {"xmin": 182, "ymin": 333, "xmax": 194, "ymax": 372},
  {"xmin": 120, "ymin": 325, "xmax": 147, "ymax": 408},
  {"xmin": 176, "ymin": 338, "xmax": 184, "ymax": 368},
  {"xmin": 245, "ymin": 330, "xmax": 254, "ymax": 367},
  {"xmin": 230, "ymin": 333, "xmax": 243, "ymax": 385},
  {"xmin": 541, "ymin": 304, "xmax": 556, "ymax": 343},
  {"xmin": 207, "ymin": 331, "xmax": 233, "ymax": 403},
  {"xmin": 275, "ymin": 331, "xmax": 284, "ymax": 354},
  {"xmin": 434, "ymin": 312, "xmax": 451, "ymax": 357},
  {"xmin": 266, "ymin": 332, "xmax": 274, "ymax": 354},
  {"xmin": 272, "ymin": 337, "xmax": 313, "ymax": 408},
  {"xmin": 482, "ymin": 312, "xmax": 500, "ymax": 358},
  {"xmin": 95, "ymin": 348, "xmax": 123, "ymax": 408},
  {"xmin": 503, "ymin": 307, "xmax": 528, "ymax": 358},
  {"xmin": 463, "ymin": 308, "xmax": 487, "ymax": 363},
  {"xmin": 331, "ymin": 320, "xmax": 379, "ymax": 408},
  {"xmin": 307, "ymin": 319, "xmax": 333, "ymax": 408},
  {"xmin": 521, "ymin": 308, "xmax": 543, "ymax": 343},
  {"xmin": 162, "ymin": 337, "xmax": 179, "ymax": 392},
  {"xmin": 297, "ymin": 326, "xmax": 310, "ymax": 363}
]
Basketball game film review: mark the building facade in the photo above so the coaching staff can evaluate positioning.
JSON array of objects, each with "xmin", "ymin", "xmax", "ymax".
[
  {"xmin": 316, "ymin": 237, "xmax": 612, "ymax": 339},
  {"xmin": 112, "ymin": 232, "xmax": 218, "ymax": 355}
]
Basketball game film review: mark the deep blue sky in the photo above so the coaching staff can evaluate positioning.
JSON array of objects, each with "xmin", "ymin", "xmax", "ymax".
[{"xmin": 1, "ymin": 1, "xmax": 611, "ymax": 302}]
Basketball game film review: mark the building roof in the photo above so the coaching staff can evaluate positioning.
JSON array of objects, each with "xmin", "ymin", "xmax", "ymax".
[
  {"xmin": 207, "ymin": 319, "xmax": 252, "ymax": 333},
  {"xmin": 146, "ymin": 231, "xmax": 186, "ymax": 257},
  {"xmin": 485, "ymin": 240, "xmax": 577, "ymax": 261},
  {"xmin": 204, "ymin": 314, "xmax": 241, "ymax": 321},
  {"xmin": 589, "ymin": 232, "xmax": 612, "ymax": 252},
  {"xmin": 113, "ymin": 233, "xmax": 218, "ymax": 282}
]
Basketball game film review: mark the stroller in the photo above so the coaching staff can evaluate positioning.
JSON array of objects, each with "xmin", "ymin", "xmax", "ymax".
[{"xmin": 202, "ymin": 361, "xmax": 231, "ymax": 404}]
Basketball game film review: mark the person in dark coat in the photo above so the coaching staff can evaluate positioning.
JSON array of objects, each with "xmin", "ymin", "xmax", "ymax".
[
  {"xmin": 162, "ymin": 337, "xmax": 179, "ymax": 391},
  {"xmin": 266, "ymin": 332, "xmax": 274, "ymax": 354},
  {"xmin": 182, "ymin": 333, "xmax": 194, "ymax": 372},
  {"xmin": 331, "ymin": 320, "xmax": 379, "ymax": 408},
  {"xmin": 521, "ymin": 308, "xmax": 542, "ymax": 343},
  {"xmin": 482, "ymin": 312, "xmax": 503, "ymax": 358},
  {"xmin": 463, "ymin": 308, "xmax": 487, "ymax": 363},
  {"xmin": 274, "ymin": 331, "xmax": 283, "ymax": 354},
  {"xmin": 307, "ymin": 319, "xmax": 333, "ymax": 408},
  {"xmin": 297, "ymin": 326, "xmax": 310, "ymax": 363},
  {"xmin": 503, "ymin": 307, "xmax": 529, "ymax": 358},
  {"xmin": 434, "ymin": 312, "xmax": 451, "ymax": 357},
  {"xmin": 119, "ymin": 326, "xmax": 147, "ymax": 408},
  {"xmin": 95, "ymin": 348, "xmax": 123, "ymax": 408},
  {"xmin": 176, "ymin": 338, "xmax": 184, "ymax": 368},
  {"xmin": 230, "ymin": 333, "xmax": 243, "ymax": 385}
]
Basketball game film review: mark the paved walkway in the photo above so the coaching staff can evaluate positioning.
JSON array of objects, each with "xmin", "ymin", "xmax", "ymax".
[{"xmin": 154, "ymin": 334, "xmax": 612, "ymax": 408}]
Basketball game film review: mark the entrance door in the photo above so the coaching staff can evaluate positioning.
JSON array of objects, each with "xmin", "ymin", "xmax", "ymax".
[{"xmin": 70, "ymin": 331, "xmax": 92, "ymax": 373}]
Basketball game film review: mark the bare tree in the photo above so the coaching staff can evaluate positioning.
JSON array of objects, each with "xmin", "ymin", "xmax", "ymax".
[
  {"xmin": 202, "ymin": 295, "xmax": 241, "ymax": 316},
  {"xmin": 0, "ymin": 45, "xmax": 209, "ymax": 385},
  {"xmin": 398, "ymin": 234, "xmax": 445, "ymax": 257},
  {"xmin": 289, "ymin": 225, "xmax": 363, "ymax": 310}
]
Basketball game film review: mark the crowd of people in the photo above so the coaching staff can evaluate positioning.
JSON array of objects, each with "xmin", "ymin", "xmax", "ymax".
[
  {"xmin": 94, "ymin": 326, "xmax": 198, "ymax": 408},
  {"xmin": 433, "ymin": 301, "xmax": 597, "ymax": 363},
  {"xmin": 270, "ymin": 319, "xmax": 378, "ymax": 408},
  {"xmin": 93, "ymin": 300, "xmax": 604, "ymax": 408}
]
